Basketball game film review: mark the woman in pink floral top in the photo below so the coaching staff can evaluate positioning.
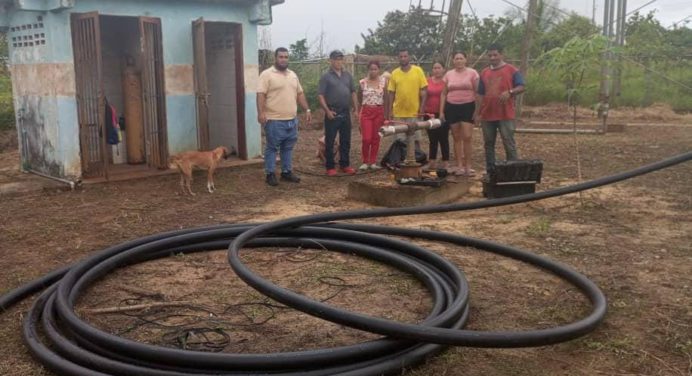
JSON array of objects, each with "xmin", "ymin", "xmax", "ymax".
[{"xmin": 357, "ymin": 60, "xmax": 389, "ymax": 171}]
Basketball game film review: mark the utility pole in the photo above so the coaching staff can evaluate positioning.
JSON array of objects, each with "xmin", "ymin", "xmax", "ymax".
[
  {"xmin": 598, "ymin": 0, "xmax": 615, "ymax": 133},
  {"xmin": 519, "ymin": 0, "xmax": 538, "ymax": 76},
  {"xmin": 440, "ymin": 0, "xmax": 464, "ymax": 67},
  {"xmin": 613, "ymin": 0, "xmax": 627, "ymax": 97},
  {"xmin": 518, "ymin": 0, "xmax": 539, "ymax": 118}
]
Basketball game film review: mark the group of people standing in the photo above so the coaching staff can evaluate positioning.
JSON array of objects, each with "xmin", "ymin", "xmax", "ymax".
[{"xmin": 256, "ymin": 44, "xmax": 525, "ymax": 186}]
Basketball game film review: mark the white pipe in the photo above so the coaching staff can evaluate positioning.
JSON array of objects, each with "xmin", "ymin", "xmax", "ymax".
[
  {"xmin": 379, "ymin": 119, "xmax": 442, "ymax": 138},
  {"xmin": 25, "ymin": 169, "xmax": 79, "ymax": 190},
  {"xmin": 515, "ymin": 129, "xmax": 602, "ymax": 134}
]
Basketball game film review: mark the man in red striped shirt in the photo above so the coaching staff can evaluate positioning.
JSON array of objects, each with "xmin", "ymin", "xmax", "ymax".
[{"xmin": 474, "ymin": 44, "xmax": 526, "ymax": 174}]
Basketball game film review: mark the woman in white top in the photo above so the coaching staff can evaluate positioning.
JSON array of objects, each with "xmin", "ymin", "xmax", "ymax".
[{"xmin": 357, "ymin": 60, "xmax": 389, "ymax": 170}]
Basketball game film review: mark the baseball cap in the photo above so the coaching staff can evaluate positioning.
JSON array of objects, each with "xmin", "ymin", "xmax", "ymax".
[{"xmin": 329, "ymin": 50, "xmax": 344, "ymax": 59}]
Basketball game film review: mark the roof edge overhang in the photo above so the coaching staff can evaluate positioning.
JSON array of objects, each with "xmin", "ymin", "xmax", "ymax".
[
  {"xmin": 0, "ymin": 0, "xmax": 284, "ymax": 12},
  {"xmin": 0, "ymin": 0, "xmax": 284, "ymax": 29}
]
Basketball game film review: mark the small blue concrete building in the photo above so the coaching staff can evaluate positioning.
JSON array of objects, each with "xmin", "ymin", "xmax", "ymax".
[{"xmin": 0, "ymin": 0, "xmax": 283, "ymax": 182}]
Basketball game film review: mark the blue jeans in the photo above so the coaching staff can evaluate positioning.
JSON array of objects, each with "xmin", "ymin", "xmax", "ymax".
[
  {"xmin": 264, "ymin": 118, "xmax": 298, "ymax": 174},
  {"xmin": 482, "ymin": 120, "xmax": 518, "ymax": 172},
  {"xmin": 324, "ymin": 112, "xmax": 352, "ymax": 169}
]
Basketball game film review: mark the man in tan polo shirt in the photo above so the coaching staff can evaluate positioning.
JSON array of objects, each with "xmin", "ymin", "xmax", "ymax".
[{"xmin": 257, "ymin": 47, "xmax": 312, "ymax": 186}]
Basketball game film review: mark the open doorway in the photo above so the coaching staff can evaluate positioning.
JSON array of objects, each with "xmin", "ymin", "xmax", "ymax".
[
  {"xmin": 71, "ymin": 13, "xmax": 167, "ymax": 180},
  {"xmin": 193, "ymin": 20, "xmax": 247, "ymax": 159}
]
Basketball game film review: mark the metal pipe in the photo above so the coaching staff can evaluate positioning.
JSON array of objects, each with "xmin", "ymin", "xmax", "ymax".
[
  {"xmin": 515, "ymin": 128, "xmax": 602, "ymax": 134},
  {"xmin": 25, "ymin": 169, "xmax": 79, "ymax": 190},
  {"xmin": 378, "ymin": 119, "xmax": 442, "ymax": 138}
]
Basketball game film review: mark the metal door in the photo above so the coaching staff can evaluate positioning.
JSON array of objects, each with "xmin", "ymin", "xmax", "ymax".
[
  {"xmin": 139, "ymin": 17, "xmax": 169, "ymax": 169},
  {"xmin": 71, "ymin": 12, "xmax": 107, "ymax": 178},
  {"xmin": 193, "ymin": 18, "xmax": 210, "ymax": 151}
]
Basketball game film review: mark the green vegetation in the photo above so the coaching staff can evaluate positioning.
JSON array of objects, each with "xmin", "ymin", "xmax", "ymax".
[
  {"xmin": 0, "ymin": 76, "xmax": 14, "ymax": 130},
  {"xmin": 0, "ymin": 34, "xmax": 14, "ymax": 129},
  {"xmin": 525, "ymin": 217, "xmax": 552, "ymax": 237},
  {"xmin": 283, "ymin": 6, "xmax": 691, "ymax": 113}
]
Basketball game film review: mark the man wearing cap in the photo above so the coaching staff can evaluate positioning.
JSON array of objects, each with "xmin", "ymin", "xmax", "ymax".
[
  {"xmin": 318, "ymin": 50, "xmax": 359, "ymax": 176},
  {"xmin": 257, "ymin": 47, "xmax": 312, "ymax": 186}
]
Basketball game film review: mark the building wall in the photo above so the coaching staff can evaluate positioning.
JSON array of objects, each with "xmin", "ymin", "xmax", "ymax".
[
  {"xmin": 8, "ymin": 10, "xmax": 81, "ymax": 177},
  {"xmin": 7, "ymin": 0, "xmax": 264, "ymax": 179}
]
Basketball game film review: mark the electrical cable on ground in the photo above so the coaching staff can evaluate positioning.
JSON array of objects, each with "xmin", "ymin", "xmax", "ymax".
[{"xmin": 0, "ymin": 151, "xmax": 690, "ymax": 376}]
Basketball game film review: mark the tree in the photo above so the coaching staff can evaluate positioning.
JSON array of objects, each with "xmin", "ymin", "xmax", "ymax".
[
  {"xmin": 625, "ymin": 11, "xmax": 669, "ymax": 59},
  {"xmin": 455, "ymin": 16, "xmax": 524, "ymax": 59},
  {"xmin": 537, "ymin": 34, "xmax": 610, "ymax": 198},
  {"xmin": 355, "ymin": 5, "xmax": 443, "ymax": 60},
  {"xmin": 289, "ymin": 38, "xmax": 309, "ymax": 61},
  {"xmin": 540, "ymin": 14, "xmax": 599, "ymax": 52},
  {"xmin": 665, "ymin": 26, "xmax": 692, "ymax": 55},
  {"xmin": 538, "ymin": 34, "xmax": 608, "ymax": 107},
  {"xmin": 624, "ymin": 11, "xmax": 670, "ymax": 105}
]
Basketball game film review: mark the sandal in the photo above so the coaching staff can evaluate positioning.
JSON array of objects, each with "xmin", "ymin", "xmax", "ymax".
[
  {"xmin": 453, "ymin": 167, "xmax": 466, "ymax": 176},
  {"xmin": 422, "ymin": 161, "xmax": 437, "ymax": 172}
]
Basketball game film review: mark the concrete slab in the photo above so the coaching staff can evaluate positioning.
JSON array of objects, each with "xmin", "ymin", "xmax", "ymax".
[
  {"xmin": 347, "ymin": 175, "xmax": 472, "ymax": 208},
  {"xmin": 0, "ymin": 173, "xmax": 71, "ymax": 197},
  {"xmin": 83, "ymin": 157, "xmax": 264, "ymax": 184}
]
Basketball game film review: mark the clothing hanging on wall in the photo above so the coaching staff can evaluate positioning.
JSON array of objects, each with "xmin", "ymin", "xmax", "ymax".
[{"xmin": 105, "ymin": 98, "xmax": 122, "ymax": 145}]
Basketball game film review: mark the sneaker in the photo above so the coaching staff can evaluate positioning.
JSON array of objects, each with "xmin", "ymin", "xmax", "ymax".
[
  {"xmin": 358, "ymin": 163, "xmax": 369, "ymax": 171},
  {"xmin": 341, "ymin": 166, "xmax": 356, "ymax": 175},
  {"xmin": 280, "ymin": 171, "xmax": 301, "ymax": 183},
  {"xmin": 266, "ymin": 173, "xmax": 278, "ymax": 186},
  {"xmin": 369, "ymin": 164, "xmax": 383, "ymax": 170},
  {"xmin": 326, "ymin": 169, "xmax": 338, "ymax": 177}
]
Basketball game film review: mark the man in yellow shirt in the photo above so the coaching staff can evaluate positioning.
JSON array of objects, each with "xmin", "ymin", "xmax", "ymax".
[
  {"xmin": 387, "ymin": 49, "xmax": 428, "ymax": 152},
  {"xmin": 257, "ymin": 47, "xmax": 311, "ymax": 186}
]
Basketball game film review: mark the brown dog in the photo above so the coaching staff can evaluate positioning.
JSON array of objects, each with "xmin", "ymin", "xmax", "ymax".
[
  {"xmin": 169, "ymin": 146, "xmax": 229, "ymax": 195},
  {"xmin": 316, "ymin": 135, "xmax": 339, "ymax": 163}
]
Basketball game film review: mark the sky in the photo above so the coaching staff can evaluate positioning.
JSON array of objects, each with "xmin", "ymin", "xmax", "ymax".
[{"xmin": 267, "ymin": 0, "xmax": 692, "ymax": 53}]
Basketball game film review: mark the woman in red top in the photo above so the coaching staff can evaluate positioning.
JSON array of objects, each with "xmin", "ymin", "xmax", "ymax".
[{"xmin": 423, "ymin": 61, "xmax": 449, "ymax": 170}]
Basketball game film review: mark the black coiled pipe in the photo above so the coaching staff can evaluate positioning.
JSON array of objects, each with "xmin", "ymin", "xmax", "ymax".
[{"xmin": 1, "ymin": 151, "xmax": 689, "ymax": 376}]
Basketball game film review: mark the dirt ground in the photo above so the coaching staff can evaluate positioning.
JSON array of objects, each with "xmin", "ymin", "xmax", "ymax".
[{"xmin": 0, "ymin": 105, "xmax": 690, "ymax": 376}]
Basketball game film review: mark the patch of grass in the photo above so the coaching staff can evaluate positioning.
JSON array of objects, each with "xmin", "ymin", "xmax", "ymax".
[
  {"xmin": 390, "ymin": 276, "xmax": 418, "ymax": 296},
  {"xmin": 525, "ymin": 217, "xmax": 552, "ymax": 238},
  {"xmin": 496, "ymin": 214, "xmax": 517, "ymax": 224},
  {"xmin": 538, "ymin": 303, "xmax": 580, "ymax": 323},
  {"xmin": 583, "ymin": 336, "xmax": 636, "ymax": 356},
  {"xmin": 674, "ymin": 340, "xmax": 692, "ymax": 356}
]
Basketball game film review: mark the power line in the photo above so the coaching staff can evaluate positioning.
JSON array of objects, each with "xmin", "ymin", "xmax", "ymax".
[
  {"xmin": 465, "ymin": 0, "xmax": 480, "ymax": 21},
  {"xmin": 500, "ymin": 0, "xmax": 657, "ymax": 31},
  {"xmin": 621, "ymin": 55, "xmax": 692, "ymax": 91},
  {"xmin": 670, "ymin": 15, "xmax": 692, "ymax": 28},
  {"xmin": 500, "ymin": 0, "xmax": 574, "ymax": 21}
]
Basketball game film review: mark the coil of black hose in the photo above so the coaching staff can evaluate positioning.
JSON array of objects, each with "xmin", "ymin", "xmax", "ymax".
[{"xmin": 1, "ymin": 151, "xmax": 690, "ymax": 376}]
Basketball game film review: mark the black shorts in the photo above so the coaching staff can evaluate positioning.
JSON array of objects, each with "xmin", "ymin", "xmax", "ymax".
[{"xmin": 444, "ymin": 101, "xmax": 475, "ymax": 124}]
